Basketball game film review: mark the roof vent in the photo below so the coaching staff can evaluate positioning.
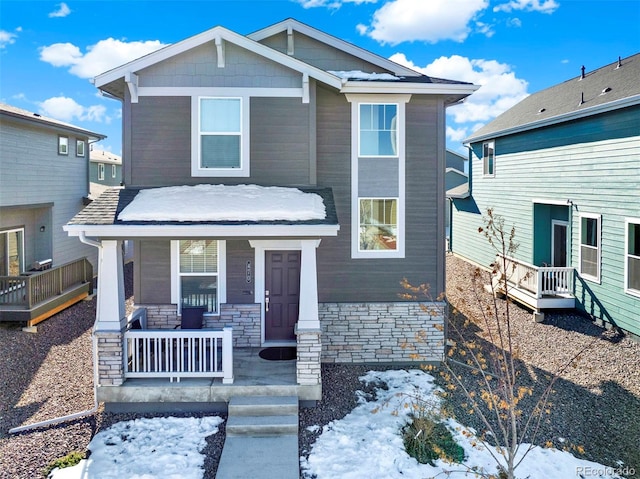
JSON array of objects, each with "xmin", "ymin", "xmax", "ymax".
[
  {"xmin": 580, "ymin": 65, "xmax": 585, "ymax": 80},
  {"xmin": 33, "ymin": 113, "xmax": 41, "ymax": 117},
  {"xmin": 616, "ymin": 56, "xmax": 622, "ymax": 69},
  {"xmin": 601, "ymin": 87, "xmax": 612, "ymax": 95},
  {"xmin": 579, "ymin": 92, "xmax": 584, "ymax": 106},
  {"xmin": 538, "ymin": 108, "xmax": 546, "ymax": 113}
]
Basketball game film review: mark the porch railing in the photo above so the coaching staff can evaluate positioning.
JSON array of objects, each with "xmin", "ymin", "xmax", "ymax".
[
  {"xmin": 0, "ymin": 258, "xmax": 93, "ymax": 308},
  {"xmin": 123, "ymin": 328, "xmax": 234, "ymax": 384},
  {"xmin": 496, "ymin": 254, "xmax": 574, "ymax": 299}
]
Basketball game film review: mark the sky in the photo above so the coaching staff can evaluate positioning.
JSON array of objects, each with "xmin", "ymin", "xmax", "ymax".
[
  {"xmin": 51, "ymin": 369, "xmax": 627, "ymax": 478},
  {"xmin": 1, "ymin": 0, "xmax": 639, "ymax": 156}
]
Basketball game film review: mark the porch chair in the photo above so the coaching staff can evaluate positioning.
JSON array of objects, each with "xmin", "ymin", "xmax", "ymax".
[{"xmin": 176, "ymin": 306, "xmax": 207, "ymax": 329}]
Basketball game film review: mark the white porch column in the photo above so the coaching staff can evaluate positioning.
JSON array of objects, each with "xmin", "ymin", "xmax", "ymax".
[
  {"xmin": 96, "ymin": 240, "xmax": 126, "ymax": 331},
  {"xmin": 298, "ymin": 239, "xmax": 321, "ymax": 329}
]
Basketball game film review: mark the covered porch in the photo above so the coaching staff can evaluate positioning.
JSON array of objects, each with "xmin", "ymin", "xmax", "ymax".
[{"xmin": 493, "ymin": 253, "xmax": 576, "ymax": 319}]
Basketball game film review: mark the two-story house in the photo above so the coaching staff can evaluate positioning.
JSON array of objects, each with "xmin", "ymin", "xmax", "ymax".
[
  {"xmin": 89, "ymin": 148, "xmax": 123, "ymax": 197},
  {"xmin": 64, "ymin": 18, "xmax": 477, "ymax": 407},
  {"xmin": 451, "ymin": 54, "xmax": 640, "ymax": 338},
  {"xmin": 0, "ymin": 103, "xmax": 104, "ymax": 327}
]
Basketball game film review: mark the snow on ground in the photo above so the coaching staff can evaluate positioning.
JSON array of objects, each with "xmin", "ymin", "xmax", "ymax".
[
  {"xmin": 49, "ymin": 416, "xmax": 223, "ymax": 479},
  {"xmin": 117, "ymin": 184, "xmax": 326, "ymax": 222},
  {"xmin": 49, "ymin": 370, "xmax": 624, "ymax": 479},
  {"xmin": 301, "ymin": 369, "xmax": 624, "ymax": 479}
]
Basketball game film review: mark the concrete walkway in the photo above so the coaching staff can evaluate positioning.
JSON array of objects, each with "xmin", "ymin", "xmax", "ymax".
[{"xmin": 216, "ymin": 435, "xmax": 300, "ymax": 478}]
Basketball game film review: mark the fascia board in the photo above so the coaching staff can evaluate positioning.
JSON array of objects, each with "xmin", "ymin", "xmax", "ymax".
[
  {"xmin": 249, "ymin": 19, "xmax": 421, "ymax": 78},
  {"xmin": 340, "ymin": 81, "xmax": 479, "ymax": 96},
  {"xmin": 64, "ymin": 223, "xmax": 340, "ymax": 238},
  {"xmin": 465, "ymin": 94, "xmax": 640, "ymax": 145},
  {"xmin": 94, "ymin": 26, "xmax": 342, "ymax": 90}
]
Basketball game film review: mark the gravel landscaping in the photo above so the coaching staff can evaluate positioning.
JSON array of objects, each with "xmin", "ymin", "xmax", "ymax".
[{"xmin": 1, "ymin": 256, "xmax": 639, "ymax": 478}]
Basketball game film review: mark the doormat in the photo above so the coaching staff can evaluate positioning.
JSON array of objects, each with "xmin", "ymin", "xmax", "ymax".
[{"xmin": 259, "ymin": 347, "xmax": 297, "ymax": 361}]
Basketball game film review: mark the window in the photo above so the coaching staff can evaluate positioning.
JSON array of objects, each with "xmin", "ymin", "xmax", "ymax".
[
  {"xmin": 58, "ymin": 136, "xmax": 68, "ymax": 155},
  {"xmin": 178, "ymin": 240, "xmax": 219, "ymax": 313},
  {"xmin": 112, "ymin": 164, "xmax": 117, "ymax": 178},
  {"xmin": 76, "ymin": 139, "xmax": 85, "ymax": 157},
  {"xmin": 359, "ymin": 199, "xmax": 398, "ymax": 251},
  {"xmin": 359, "ymin": 104, "xmax": 397, "ymax": 157},
  {"xmin": 625, "ymin": 219, "xmax": 640, "ymax": 296},
  {"xmin": 579, "ymin": 214, "xmax": 601, "ymax": 282},
  {"xmin": 192, "ymin": 97, "xmax": 249, "ymax": 177},
  {"xmin": 98, "ymin": 163, "xmax": 105, "ymax": 181},
  {"xmin": 483, "ymin": 141, "xmax": 495, "ymax": 176},
  {"xmin": 0, "ymin": 228, "xmax": 24, "ymax": 276}
]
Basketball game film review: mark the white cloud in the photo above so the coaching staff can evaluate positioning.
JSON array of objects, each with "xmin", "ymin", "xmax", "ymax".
[
  {"xmin": 49, "ymin": 2, "xmax": 71, "ymax": 18},
  {"xmin": 38, "ymin": 96, "xmax": 109, "ymax": 124},
  {"xmin": 390, "ymin": 53, "xmax": 529, "ymax": 125},
  {"xmin": 39, "ymin": 38, "xmax": 166, "ymax": 78},
  {"xmin": 0, "ymin": 28, "xmax": 19, "ymax": 49},
  {"xmin": 493, "ymin": 0, "xmax": 559, "ymax": 14},
  {"xmin": 446, "ymin": 125, "xmax": 470, "ymax": 143},
  {"xmin": 358, "ymin": 0, "xmax": 489, "ymax": 45}
]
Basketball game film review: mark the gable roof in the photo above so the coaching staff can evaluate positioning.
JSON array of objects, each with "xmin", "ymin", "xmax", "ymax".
[
  {"xmin": 93, "ymin": 19, "xmax": 477, "ymax": 102},
  {"xmin": 0, "ymin": 102, "xmax": 106, "ymax": 141},
  {"xmin": 466, "ymin": 53, "xmax": 640, "ymax": 143}
]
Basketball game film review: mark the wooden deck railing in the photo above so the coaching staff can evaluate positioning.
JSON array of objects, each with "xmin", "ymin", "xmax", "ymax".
[
  {"xmin": 496, "ymin": 254, "xmax": 574, "ymax": 299},
  {"xmin": 123, "ymin": 328, "xmax": 234, "ymax": 384},
  {"xmin": 0, "ymin": 258, "xmax": 93, "ymax": 308}
]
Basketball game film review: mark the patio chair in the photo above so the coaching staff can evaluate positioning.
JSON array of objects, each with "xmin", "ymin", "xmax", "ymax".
[{"xmin": 176, "ymin": 306, "xmax": 207, "ymax": 329}]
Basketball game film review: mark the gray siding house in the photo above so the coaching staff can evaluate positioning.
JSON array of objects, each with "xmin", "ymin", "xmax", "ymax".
[
  {"xmin": 451, "ymin": 54, "xmax": 640, "ymax": 338},
  {"xmin": 0, "ymin": 103, "xmax": 104, "ymax": 325},
  {"xmin": 65, "ymin": 19, "xmax": 477, "ymax": 405},
  {"xmin": 89, "ymin": 148, "xmax": 122, "ymax": 195}
]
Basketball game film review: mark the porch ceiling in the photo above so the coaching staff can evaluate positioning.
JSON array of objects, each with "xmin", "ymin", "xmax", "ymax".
[{"xmin": 64, "ymin": 185, "xmax": 340, "ymax": 238}]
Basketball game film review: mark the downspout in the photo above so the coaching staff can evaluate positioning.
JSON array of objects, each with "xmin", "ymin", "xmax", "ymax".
[
  {"xmin": 448, "ymin": 197, "xmax": 454, "ymax": 253},
  {"xmin": 9, "ymin": 232, "xmax": 102, "ymax": 434}
]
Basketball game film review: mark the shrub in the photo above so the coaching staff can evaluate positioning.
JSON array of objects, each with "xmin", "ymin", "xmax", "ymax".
[
  {"xmin": 403, "ymin": 415, "xmax": 465, "ymax": 466},
  {"xmin": 43, "ymin": 451, "xmax": 85, "ymax": 478}
]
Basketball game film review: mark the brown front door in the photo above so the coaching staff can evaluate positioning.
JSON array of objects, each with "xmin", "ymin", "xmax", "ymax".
[{"xmin": 265, "ymin": 251, "xmax": 300, "ymax": 342}]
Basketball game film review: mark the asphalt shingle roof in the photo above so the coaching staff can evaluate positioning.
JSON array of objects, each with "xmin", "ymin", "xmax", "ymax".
[{"xmin": 467, "ymin": 53, "xmax": 640, "ymax": 143}]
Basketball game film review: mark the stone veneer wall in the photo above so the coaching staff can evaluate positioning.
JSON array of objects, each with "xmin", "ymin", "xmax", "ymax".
[
  {"xmin": 133, "ymin": 303, "xmax": 261, "ymax": 348},
  {"xmin": 296, "ymin": 328, "xmax": 322, "ymax": 385},
  {"xmin": 95, "ymin": 330, "xmax": 124, "ymax": 386},
  {"xmin": 319, "ymin": 302, "xmax": 446, "ymax": 363}
]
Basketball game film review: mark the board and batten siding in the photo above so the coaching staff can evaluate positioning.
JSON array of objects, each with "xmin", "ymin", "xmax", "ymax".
[
  {"xmin": 0, "ymin": 118, "xmax": 97, "ymax": 270},
  {"xmin": 315, "ymin": 87, "xmax": 445, "ymax": 302},
  {"xmin": 452, "ymin": 119, "xmax": 640, "ymax": 336},
  {"xmin": 127, "ymin": 96, "xmax": 312, "ymax": 188}
]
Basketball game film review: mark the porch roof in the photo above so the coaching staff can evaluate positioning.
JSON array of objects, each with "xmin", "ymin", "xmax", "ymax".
[{"xmin": 64, "ymin": 185, "xmax": 340, "ymax": 238}]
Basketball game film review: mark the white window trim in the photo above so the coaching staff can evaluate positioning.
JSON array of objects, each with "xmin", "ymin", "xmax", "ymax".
[
  {"xmin": 191, "ymin": 96, "xmax": 250, "ymax": 178},
  {"xmin": 98, "ymin": 163, "xmax": 105, "ymax": 181},
  {"xmin": 551, "ymin": 219, "xmax": 569, "ymax": 267},
  {"xmin": 578, "ymin": 213, "xmax": 601, "ymax": 283},
  {"xmin": 76, "ymin": 139, "xmax": 85, "ymax": 157},
  {"xmin": 171, "ymin": 240, "xmax": 227, "ymax": 315},
  {"xmin": 346, "ymin": 94, "xmax": 409, "ymax": 259},
  {"xmin": 112, "ymin": 164, "xmax": 117, "ymax": 178},
  {"xmin": 1, "ymin": 227, "xmax": 25, "ymax": 276},
  {"xmin": 58, "ymin": 136, "xmax": 68, "ymax": 155},
  {"xmin": 624, "ymin": 217, "xmax": 640, "ymax": 298},
  {"xmin": 482, "ymin": 140, "xmax": 495, "ymax": 177}
]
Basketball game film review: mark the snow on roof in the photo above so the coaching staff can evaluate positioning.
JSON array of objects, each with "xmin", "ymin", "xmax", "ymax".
[
  {"xmin": 328, "ymin": 70, "xmax": 401, "ymax": 81},
  {"xmin": 117, "ymin": 184, "xmax": 326, "ymax": 222}
]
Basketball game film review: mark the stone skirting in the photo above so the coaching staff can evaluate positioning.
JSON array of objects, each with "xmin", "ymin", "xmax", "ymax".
[
  {"xmin": 296, "ymin": 328, "xmax": 322, "ymax": 386},
  {"xmin": 319, "ymin": 301, "xmax": 446, "ymax": 363},
  {"xmin": 132, "ymin": 303, "xmax": 261, "ymax": 348},
  {"xmin": 95, "ymin": 330, "xmax": 124, "ymax": 386}
]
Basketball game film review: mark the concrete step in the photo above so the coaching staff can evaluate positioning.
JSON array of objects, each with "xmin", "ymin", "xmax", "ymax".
[
  {"xmin": 226, "ymin": 414, "xmax": 298, "ymax": 436},
  {"xmin": 228, "ymin": 395, "xmax": 298, "ymax": 417},
  {"xmin": 216, "ymin": 435, "xmax": 299, "ymax": 479}
]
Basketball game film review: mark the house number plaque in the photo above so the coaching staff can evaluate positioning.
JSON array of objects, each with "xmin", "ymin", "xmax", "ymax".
[{"xmin": 246, "ymin": 260, "xmax": 252, "ymax": 283}]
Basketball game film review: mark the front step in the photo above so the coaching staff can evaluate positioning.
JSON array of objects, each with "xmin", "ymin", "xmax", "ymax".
[{"xmin": 226, "ymin": 395, "xmax": 299, "ymax": 437}]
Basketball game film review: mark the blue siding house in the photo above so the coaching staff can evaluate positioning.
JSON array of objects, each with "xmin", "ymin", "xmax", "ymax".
[{"xmin": 451, "ymin": 54, "xmax": 640, "ymax": 338}]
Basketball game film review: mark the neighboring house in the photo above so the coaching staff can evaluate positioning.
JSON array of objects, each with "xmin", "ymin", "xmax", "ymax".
[
  {"xmin": 445, "ymin": 149, "xmax": 468, "ymax": 246},
  {"xmin": 64, "ymin": 18, "xmax": 477, "ymax": 406},
  {"xmin": 89, "ymin": 148, "xmax": 122, "ymax": 197},
  {"xmin": 0, "ymin": 103, "xmax": 104, "ymax": 326},
  {"xmin": 451, "ymin": 54, "xmax": 640, "ymax": 338}
]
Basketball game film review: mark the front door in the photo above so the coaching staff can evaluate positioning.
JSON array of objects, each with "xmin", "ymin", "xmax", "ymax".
[
  {"xmin": 552, "ymin": 221, "xmax": 569, "ymax": 267},
  {"xmin": 265, "ymin": 251, "xmax": 300, "ymax": 342}
]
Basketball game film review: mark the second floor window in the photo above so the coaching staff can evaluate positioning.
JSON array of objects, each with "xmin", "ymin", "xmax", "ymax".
[
  {"xmin": 58, "ymin": 136, "xmax": 68, "ymax": 155},
  {"xmin": 359, "ymin": 103, "xmax": 397, "ymax": 157},
  {"xmin": 76, "ymin": 139, "xmax": 85, "ymax": 157},
  {"xmin": 483, "ymin": 141, "xmax": 495, "ymax": 176}
]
